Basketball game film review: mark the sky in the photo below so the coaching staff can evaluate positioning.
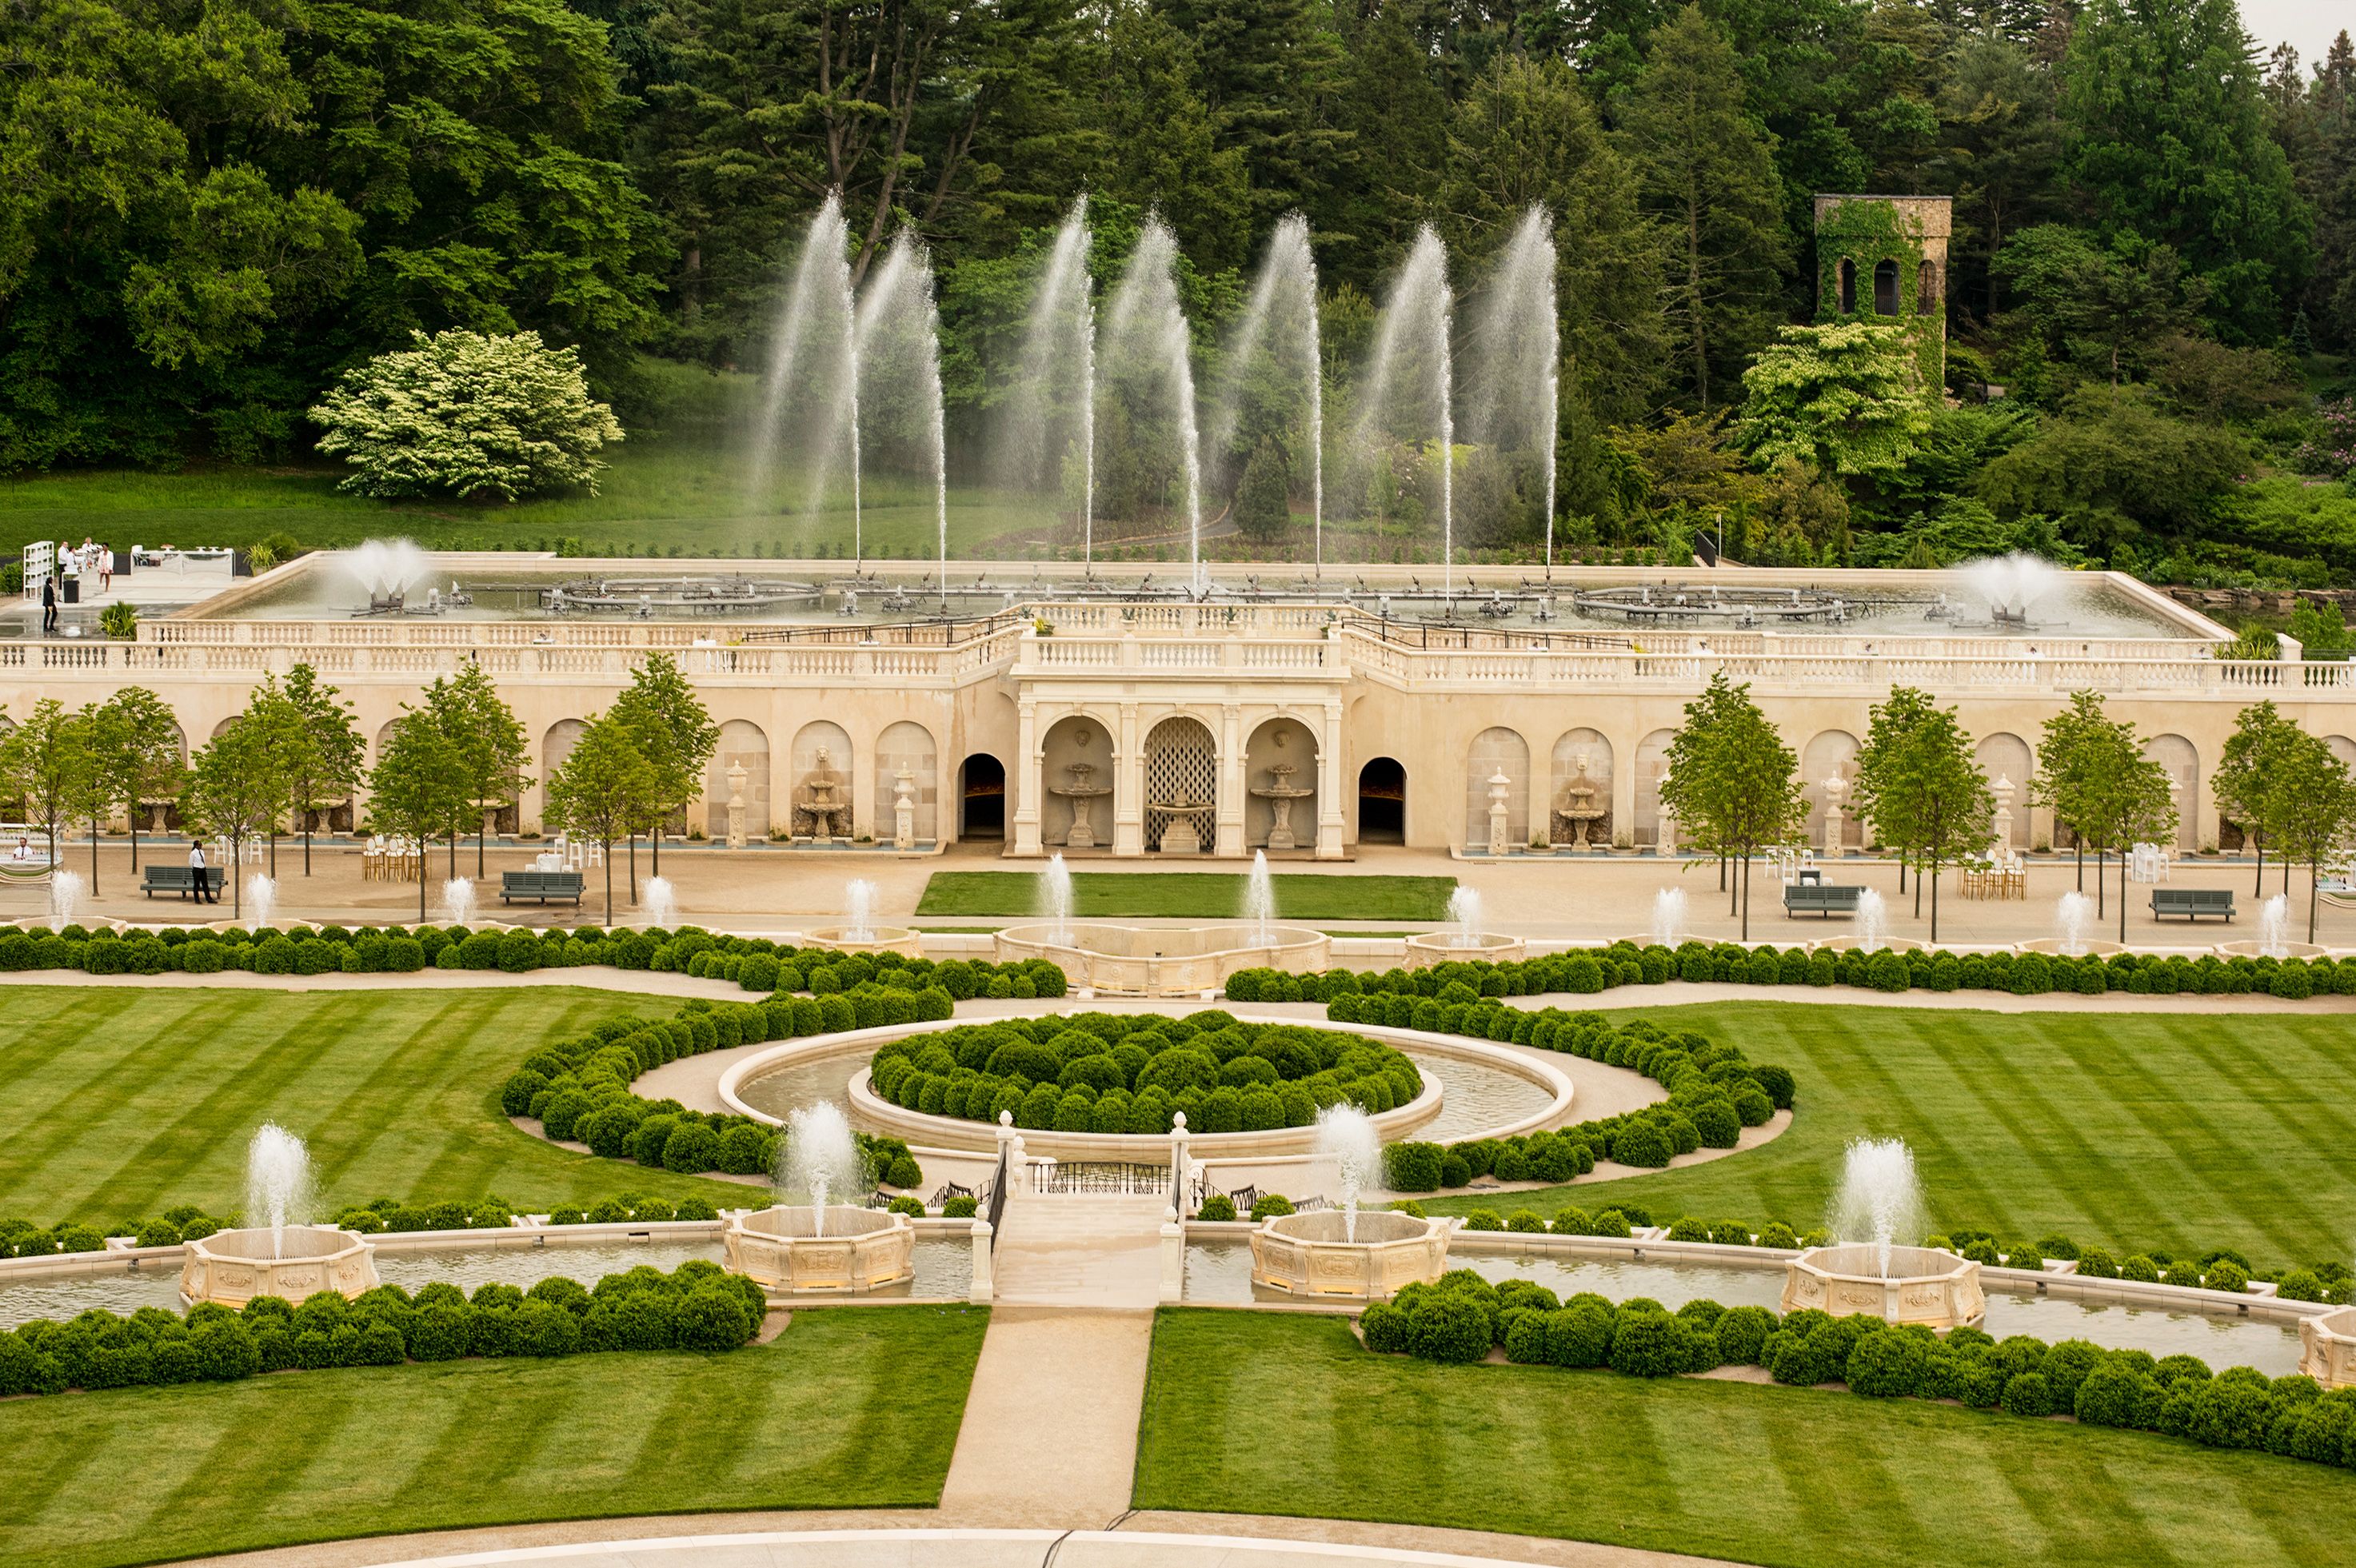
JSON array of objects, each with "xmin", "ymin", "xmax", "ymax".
[{"xmin": 2240, "ymin": 0, "xmax": 2348, "ymax": 70}]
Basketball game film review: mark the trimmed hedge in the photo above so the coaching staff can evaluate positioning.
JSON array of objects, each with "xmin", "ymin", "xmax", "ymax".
[
  {"xmin": 1360, "ymin": 1280, "xmax": 2356, "ymax": 1475},
  {"xmin": 866, "ymin": 1011, "xmax": 1424, "ymax": 1135},
  {"xmin": 0, "ymin": 1262, "xmax": 764, "ymax": 1400},
  {"xmin": 1226, "ymin": 942, "xmax": 2356, "ymax": 1007}
]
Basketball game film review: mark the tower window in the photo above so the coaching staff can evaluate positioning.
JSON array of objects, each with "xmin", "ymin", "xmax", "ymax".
[
  {"xmin": 1873, "ymin": 260, "xmax": 1899, "ymax": 316},
  {"xmin": 1837, "ymin": 259, "xmax": 1856, "ymax": 313}
]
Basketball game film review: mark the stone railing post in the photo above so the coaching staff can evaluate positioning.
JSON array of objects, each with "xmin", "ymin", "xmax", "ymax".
[
  {"xmin": 1159, "ymin": 1206, "xmax": 1185, "ymax": 1303},
  {"xmin": 968, "ymin": 1219, "xmax": 994, "ymax": 1301}
]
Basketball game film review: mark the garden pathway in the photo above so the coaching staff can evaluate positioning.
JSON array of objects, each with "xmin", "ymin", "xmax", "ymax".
[{"xmin": 939, "ymin": 1306, "xmax": 1156, "ymax": 1525}]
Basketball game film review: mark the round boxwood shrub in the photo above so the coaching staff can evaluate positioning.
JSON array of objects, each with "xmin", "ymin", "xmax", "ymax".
[
  {"xmin": 1846, "ymin": 1327, "xmax": 1931, "ymax": 1398},
  {"xmin": 2000, "ymin": 1371, "xmax": 2055, "ymax": 1418},
  {"xmin": 1408, "ymin": 1291, "xmax": 1491, "ymax": 1364},
  {"xmin": 1606, "ymin": 1308, "xmax": 1687, "ymax": 1378},
  {"xmin": 1712, "ymin": 1305, "xmax": 1776, "ymax": 1365},
  {"xmin": 1360, "ymin": 1300, "xmax": 1413, "ymax": 1355},
  {"xmin": 1611, "ymin": 1121, "xmax": 1673, "ymax": 1168},
  {"xmin": 675, "ymin": 1286, "xmax": 756, "ymax": 1351},
  {"xmin": 1196, "ymin": 1195, "xmax": 1237, "ymax": 1222},
  {"xmin": 1249, "ymin": 1193, "xmax": 1296, "ymax": 1221}
]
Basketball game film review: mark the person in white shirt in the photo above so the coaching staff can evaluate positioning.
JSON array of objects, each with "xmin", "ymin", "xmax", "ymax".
[{"xmin": 188, "ymin": 840, "xmax": 218, "ymax": 904}]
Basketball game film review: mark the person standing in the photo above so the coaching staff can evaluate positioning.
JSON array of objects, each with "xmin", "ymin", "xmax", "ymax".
[
  {"xmin": 39, "ymin": 572, "xmax": 57, "ymax": 635},
  {"xmin": 189, "ymin": 840, "xmax": 218, "ymax": 904}
]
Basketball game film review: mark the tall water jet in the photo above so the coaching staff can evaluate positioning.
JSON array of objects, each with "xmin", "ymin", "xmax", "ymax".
[
  {"xmin": 438, "ymin": 876, "xmax": 475, "ymax": 928},
  {"xmin": 782, "ymin": 1101, "xmax": 866, "ymax": 1239},
  {"xmin": 246, "ymin": 872, "xmax": 278, "ymax": 930},
  {"xmin": 1001, "ymin": 197, "xmax": 1098, "ymax": 567},
  {"xmin": 1099, "ymin": 217, "xmax": 1204, "ymax": 590},
  {"xmin": 643, "ymin": 875, "xmax": 677, "ymax": 930},
  {"xmin": 1962, "ymin": 553, "xmax": 2064, "ymax": 626},
  {"xmin": 2259, "ymin": 892, "xmax": 2290, "ymax": 959},
  {"xmin": 853, "ymin": 232, "xmax": 949, "ymax": 584},
  {"xmin": 1209, "ymin": 214, "xmax": 1323, "ymax": 576},
  {"xmin": 338, "ymin": 538, "xmax": 430, "ymax": 603},
  {"xmin": 48, "ymin": 868, "xmax": 83, "ymax": 932},
  {"xmin": 246, "ymin": 1123, "xmax": 316, "ymax": 1262},
  {"xmin": 1354, "ymin": 227, "xmax": 1454, "ymax": 592},
  {"xmin": 748, "ymin": 194, "xmax": 861, "ymax": 539},
  {"xmin": 1650, "ymin": 886, "xmax": 1688, "ymax": 948},
  {"xmin": 1042, "ymin": 852, "xmax": 1075, "ymax": 946},
  {"xmin": 843, "ymin": 879, "xmax": 878, "ymax": 944},
  {"xmin": 1468, "ymin": 208, "xmax": 1559, "ymax": 581},
  {"xmin": 1245, "ymin": 850, "xmax": 1276, "ymax": 946},
  {"xmin": 1446, "ymin": 884, "xmax": 1482, "ymax": 948},
  {"xmin": 1315, "ymin": 1104, "xmax": 1384, "ymax": 1243},
  {"xmin": 2055, "ymin": 890, "xmax": 2093, "ymax": 957},
  {"xmin": 1855, "ymin": 888, "xmax": 1887, "ymax": 953},
  {"xmin": 1829, "ymin": 1136, "xmax": 1925, "ymax": 1281}
]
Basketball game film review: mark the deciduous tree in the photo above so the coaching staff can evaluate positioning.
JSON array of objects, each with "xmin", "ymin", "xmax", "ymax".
[
  {"xmin": 1851, "ymin": 688, "xmax": 1995, "ymax": 941},
  {"xmin": 1660, "ymin": 673, "xmax": 1807, "ymax": 939},
  {"xmin": 544, "ymin": 713, "xmax": 658, "ymax": 925}
]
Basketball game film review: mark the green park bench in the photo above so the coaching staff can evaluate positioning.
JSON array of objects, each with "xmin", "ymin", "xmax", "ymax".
[
  {"xmin": 141, "ymin": 865, "xmax": 223, "ymax": 900},
  {"xmin": 1782, "ymin": 883, "xmax": 1863, "ymax": 919},
  {"xmin": 2151, "ymin": 887, "xmax": 2234, "ymax": 923},
  {"xmin": 501, "ymin": 870, "xmax": 585, "ymax": 906}
]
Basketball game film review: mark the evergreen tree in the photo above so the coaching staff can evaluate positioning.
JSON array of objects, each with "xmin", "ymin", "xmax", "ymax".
[
  {"xmin": 1099, "ymin": 5, "xmax": 1252, "ymax": 273},
  {"xmin": 1156, "ymin": 0, "xmax": 1352, "ymax": 229},
  {"xmin": 1619, "ymin": 6, "xmax": 1791, "ymax": 409},
  {"xmin": 1933, "ymin": 29, "xmax": 2065, "ymax": 317}
]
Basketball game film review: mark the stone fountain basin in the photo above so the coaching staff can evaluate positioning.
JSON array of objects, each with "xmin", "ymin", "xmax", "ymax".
[
  {"xmin": 1404, "ymin": 932, "xmax": 1527, "ymax": 968},
  {"xmin": 994, "ymin": 922, "xmax": 1328, "ymax": 996},
  {"xmin": 802, "ymin": 926, "xmax": 925, "ymax": 959},
  {"xmin": 2015, "ymin": 936, "xmax": 2128, "ymax": 957},
  {"xmin": 2216, "ymin": 940, "xmax": 2330, "ymax": 960},
  {"xmin": 724, "ymin": 1204, "xmax": 914, "ymax": 1293},
  {"xmin": 1248, "ymin": 1207, "xmax": 1454, "ymax": 1299},
  {"xmin": 1815, "ymin": 936, "xmax": 1927, "ymax": 956},
  {"xmin": 180, "ymin": 1226, "xmax": 379, "ymax": 1307},
  {"xmin": 2298, "ymin": 1306, "xmax": 2356, "ymax": 1390},
  {"xmin": 1779, "ymin": 1243, "xmax": 1984, "ymax": 1329}
]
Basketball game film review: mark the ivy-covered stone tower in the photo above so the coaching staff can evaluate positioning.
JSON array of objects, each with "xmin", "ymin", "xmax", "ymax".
[{"xmin": 1812, "ymin": 194, "xmax": 1950, "ymax": 395}]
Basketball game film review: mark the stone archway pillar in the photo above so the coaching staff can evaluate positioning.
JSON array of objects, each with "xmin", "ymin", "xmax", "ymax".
[
  {"xmin": 1216, "ymin": 704, "xmax": 1244, "ymax": 858},
  {"xmin": 1012, "ymin": 700, "xmax": 1044, "ymax": 856},
  {"xmin": 1317, "ymin": 704, "xmax": 1346, "ymax": 860},
  {"xmin": 1114, "ymin": 702, "xmax": 1145, "ymax": 857},
  {"xmin": 1612, "ymin": 748, "xmax": 1637, "ymax": 851}
]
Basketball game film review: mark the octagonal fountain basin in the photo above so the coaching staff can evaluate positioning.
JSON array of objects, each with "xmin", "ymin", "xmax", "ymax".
[
  {"xmin": 2015, "ymin": 937, "xmax": 2128, "ymax": 957},
  {"xmin": 1814, "ymin": 936, "xmax": 1927, "ymax": 956},
  {"xmin": 1779, "ymin": 1243, "xmax": 1985, "ymax": 1330},
  {"xmin": 1403, "ymin": 932, "xmax": 1527, "ymax": 968},
  {"xmin": 994, "ymin": 922, "xmax": 1329, "ymax": 997},
  {"xmin": 801, "ymin": 926, "xmax": 925, "ymax": 960},
  {"xmin": 2217, "ymin": 940, "xmax": 2330, "ymax": 961},
  {"xmin": 180, "ymin": 1227, "xmax": 378, "ymax": 1308},
  {"xmin": 1248, "ymin": 1208, "xmax": 1454, "ymax": 1299},
  {"xmin": 2298, "ymin": 1306, "xmax": 2356, "ymax": 1389},
  {"xmin": 723, "ymin": 1205, "xmax": 914, "ymax": 1294}
]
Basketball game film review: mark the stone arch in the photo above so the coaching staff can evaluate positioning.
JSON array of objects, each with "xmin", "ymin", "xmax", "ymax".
[
  {"xmin": 210, "ymin": 715, "xmax": 242, "ymax": 741},
  {"xmin": 1873, "ymin": 258, "xmax": 1899, "ymax": 315},
  {"xmin": 1357, "ymin": 756, "xmax": 1405, "ymax": 844},
  {"xmin": 1244, "ymin": 715, "xmax": 1320, "ymax": 851},
  {"xmin": 873, "ymin": 720, "xmax": 938, "ymax": 845},
  {"xmin": 790, "ymin": 721, "xmax": 853, "ymax": 840},
  {"xmin": 1143, "ymin": 714, "xmax": 1217, "ymax": 853},
  {"xmin": 2326, "ymin": 736, "xmax": 2356, "ymax": 769},
  {"xmin": 1802, "ymin": 729, "xmax": 1862, "ymax": 848},
  {"xmin": 2142, "ymin": 733, "xmax": 2198, "ymax": 852},
  {"xmin": 959, "ymin": 754, "xmax": 1006, "ymax": 840},
  {"xmin": 705, "ymin": 720, "xmax": 771, "ymax": 840},
  {"xmin": 1975, "ymin": 732, "xmax": 2034, "ymax": 849},
  {"xmin": 539, "ymin": 719, "xmax": 587, "ymax": 823},
  {"xmin": 1463, "ymin": 726, "xmax": 1531, "ymax": 851},
  {"xmin": 1040, "ymin": 714, "xmax": 1116, "ymax": 848},
  {"xmin": 1837, "ymin": 258, "xmax": 1856, "ymax": 313},
  {"xmin": 1634, "ymin": 728, "xmax": 1675, "ymax": 846},
  {"xmin": 1547, "ymin": 728, "xmax": 1614, "ymax": 849}
]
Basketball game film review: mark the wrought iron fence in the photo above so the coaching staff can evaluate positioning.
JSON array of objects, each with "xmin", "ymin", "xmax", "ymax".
[{"xmin": 1036, "ymin": 1161, "xmax": 1170, "ymax": 1196}]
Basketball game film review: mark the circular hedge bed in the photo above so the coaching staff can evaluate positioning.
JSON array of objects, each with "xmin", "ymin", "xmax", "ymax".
[{"xmin": 866, "ymin": 1011, "xmax": 1423, "ymax": 1135}]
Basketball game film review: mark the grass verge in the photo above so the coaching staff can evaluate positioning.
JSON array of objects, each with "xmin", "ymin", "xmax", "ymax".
[
  {"xmin": 0, "ymin": 1305, "xmax": 988, "ymax": 1568},
  {"xmin": 1133, "ymin": 1311, "xmax": 2356, "ymax": 1568},
  {"xmin": 0, "ymin": 984, "xmax": 753, "ymax": 1221},
  {"xmin": 915, "ymin": 872, "xmax": 1456, "ymax": 922},
  {"xmin": 1412, "ymin": 999, "xmax": 2356, "ymax": 1271}
]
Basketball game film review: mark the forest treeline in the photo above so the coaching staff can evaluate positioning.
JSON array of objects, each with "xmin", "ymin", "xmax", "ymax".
[{"xmin": 5, "ymin": 0, "xmax": 2354, "ymax": 579}]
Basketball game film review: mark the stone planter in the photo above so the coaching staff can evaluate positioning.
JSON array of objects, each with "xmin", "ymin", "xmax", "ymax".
[
  {"xmin": 723, "ymin": 1205, "xmax": 914, "ymax": 1293},
  {"xmin": 801, "ymin": 926, "xmax": 925, "ymax": 960},
  {"xmin": 180, "ymin": 1226, "xmax": 378, "ymax": 1307},
  {"xmin": 2299, "ymin": 1306, "xmax": 2356, "ymax": 1390},
  {"xmin": 1403, "ymin": 932, "xmax": 1526, "ymax": 968},
  {"xmin": 1779, "ymin": 1243, "xmax": 1984, "ymax": 1329},
  {"xmin": 1248, "ymin": 1208, "xmax": 1453, "ymax": 1299}
]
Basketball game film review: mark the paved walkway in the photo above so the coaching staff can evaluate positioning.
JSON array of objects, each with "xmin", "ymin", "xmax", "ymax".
[{"xmin": 939, "ymin": 1306, "xmax": 1157, "ymax": 1524}]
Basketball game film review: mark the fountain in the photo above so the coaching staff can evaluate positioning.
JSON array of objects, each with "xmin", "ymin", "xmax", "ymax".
[
  {"xmin": 1780, "ymin": 1137, "xmax": 1983, "ymax": 1328},
  {"xmin": 724, "ymin": 1101, "xmax": 912, "ymax": 1293},
  {"xmin": 48, "ymin": 868, "xmax": 83, "ymax": 932},
  {"xmin": 1549, "ymin": 752, "xmax": 1606, "ymax": 849},
  {"xmin": 437, "ymin": 876, "xmax": 475, "ymax": 928},
  {"xmin": 1961, "ymin": 553, "xmax": 2064, "ymax": 628},
  {"xmin": 1819, "ymin": 887, "xmax": 1926, "ymax": 954},
  {"xmin": 1050, "ymin": 761, "xmax": 1112, "ymax": 848},
  {"xmin": 1468, "ymin": 207, "xmax": 1558, "ymax": 582},
  {"xmin": 1250, "ymin": 1105, "xmax": 1452, "ymax": 1298},
  {"xmin": 181, "ymin": 1123, "xmax": 377, "ymax": 1307},
  {"xmin": 853, "ymin": 231, "xmax": 950, "ymax": 585},
  {"xmin": 337, "ymin": 538, "xmax": 431, "ymax": 612},
  {"xmin": 641, "ymin": 875, "xmax": 677, "ymax": 930},
  {"xmin": 1209, "ymin": 213, "xmax": 1323, "ymax": 575},
  {"xmin": 1246, "ymin": 736, "xmax": 1316, "ymax": 852},
  {"xmin": 2301, "ymin": 1299, "xmax": 2356, "ymax": 1390},
  {"xmin": 998, "ymin": 856, "xmax": 1328, "ymax": 997},
  {"xmin": 2017, "ymin": 888, "xmax": 2126, "ymax": 956},
  {"xmin": 1042, "ymin": 852, "xmax": 1075, "ymax": 946},
  {"xmin": 1643, "ymin": 885, "xmax": 1691, "ymax": 948},
  {"xmin": 246, "ymin": 872, "xmax": 277, "ymax": 930},
  {"xmin": 1244, "ymin": 850, "xmax": 1276, "ymax": 947},
  {"xmin": 2218, "ymin": 890, "xmax": 2328, "ymax": 960},
  {"xmin": 747, "ymin": 194, "xmax": 859, "ymax": 539},
  {"xmin": 999, "ymin": 198, "xmax": 1096, "ymax": 565},
  {"xmin": 1099, "ymin": 217, "xmax": 1205, "ymax": 591},
  {"xmin": 1352, "ymin": 227, "xmax": 1453, "ymax": 594},
  {"xmin": 1404, "ymin": 884, "xmax": 1523, "ymax": 967},
  {"xmin": 803, "ymin": 877, "xmax": 921, "ymax": 958}
]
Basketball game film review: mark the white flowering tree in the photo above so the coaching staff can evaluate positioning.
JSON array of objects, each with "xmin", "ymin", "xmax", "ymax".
[{"xmin": 309, "ymin": 329, "xmax": 623, "ymax": 501}]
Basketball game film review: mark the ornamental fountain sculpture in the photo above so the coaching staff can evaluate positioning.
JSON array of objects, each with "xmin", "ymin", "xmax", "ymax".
[
  {"xmin": 1053, "ymin": 758, "xmax": 1113, "ymax": 849},
  {"xmin": 725, "ymin": 1103, "xmax": 913, "ymax": 1294},
  {"xmin": 1249, "ymin": 750, "xmax": 1315, "ymax": 852},
  {"xmin": 1249, "ymin": 1105, "xmax": 1453, "ymax": 1298},
  {"xmin": 793, "ymin": 746, "xmax": 850, "ymax": 840},
  {"xmin": 182, "ymin": 1124, "xmax": 377, "ymax": 1308},
  {"xmin": 1550, "ymin": 751, "xmax": 1607, "ymax": 851},
  {"xmin": 2300, "ymin": 1302, "xmax": 2356, "ymax": 1390},
  {"xmin": 1780, "ymin": 1137, "xmax": 1983, "ymax": 1329}
]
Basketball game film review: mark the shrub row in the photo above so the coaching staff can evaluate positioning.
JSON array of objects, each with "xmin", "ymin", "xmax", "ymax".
[
  {"xmin": 0, "ymin": 1263, "xmax": 765, "ymax": 1399},
  {"xmin": 1228, "ymin": 942, "xmax": 2355, "ymax": 1005},
  {"xmin": 0, "ymin": 920, "xmax": 1066, "ymax": 998},
  {"xmin": 868, "ymin": 1011, "xmax": 1423, "ymax": 1135},
  {"xmin": 1358, "ymin": 1011, "xmax": 1790, "ymax": 1184},
  {"xmin": 1360, "ymin": 1271, "xmax": 2356, "ymax": 1474}
]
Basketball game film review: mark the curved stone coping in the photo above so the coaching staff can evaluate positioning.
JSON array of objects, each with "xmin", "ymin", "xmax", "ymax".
[
  {"xmin": 1404, "ymin": 932, "xmax": 1525, "ymax": 969},
  {"xmin": 717, "ymin": 1014, "xmax": 1576, "ymax": 1159},
  {"xmin": 1442, "ymin": 1230, "xmax": 2339, "ymax": 1327},
  {"xmin": 996, "ymin": 923, "xmax": 1332, "ymax": 998},
  {"xmin": 2217, "ymin": 940, "xmax": 2330, "ymax": 960}
]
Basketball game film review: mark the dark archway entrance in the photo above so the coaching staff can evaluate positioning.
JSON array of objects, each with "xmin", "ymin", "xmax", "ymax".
[
  {"xmin": 960, "ymin": 754, "xmax": 1006, "ymax": 840},
  {"xmin": 1357, "ymin": 757, "xmax": 1404, "ymax": 844}
]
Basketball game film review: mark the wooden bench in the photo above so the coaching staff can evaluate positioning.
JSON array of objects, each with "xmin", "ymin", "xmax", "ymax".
[
  {"xmin": 2151, "ymin": 887, "xmax": 2234, "ymax": 923},
  {"xmin": 141, "ymin": 865, "xmax": 222, "ymax": 900},
  {"xmin": 501, "ymin": 870, "xmax": 584, "ymax": 906},
  {"xmin": 1783, "ymin": 884, "xmax": 1863, "ymax": 918}
]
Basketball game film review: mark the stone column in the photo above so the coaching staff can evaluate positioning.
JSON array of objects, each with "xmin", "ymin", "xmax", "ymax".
[
  {"xmin": 968, "ymin": 1219, "xmax": 994, "ymax": 1302},
  {"xmin": 1168, "ymin": 1112, "xmax": 1192, "ymax": 1215},
  {"xmin": 1822, "ymin": 774, "xmax": 1847, "ymax": 859},
  {"xmin": 1216, "ymin": 704, "xmax": 1244, "ymax": 858},
  {"xmin": 1316, "ymin": 703, "xmax": 1345, "ymax": 860},
  {"xmin": 725, "ymin": 760, "xmax": 749, "ymax": 849},
  {"xmin": 1487, "ymin": 768, "xmax": 1511, "ymax": 855},
  {"xmin": 892, "ymin": 768, "xmax": 916, "ymax": 850},
  {"xmin": 1012, "ymin": 700, "xmax": 1044, "ymax": 856},
  {"xmin": 1114, "ymin": 702, "xmax": 1146, "ymax": 857}
]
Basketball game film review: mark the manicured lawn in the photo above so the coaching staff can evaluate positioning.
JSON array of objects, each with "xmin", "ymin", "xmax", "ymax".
[
  {"xmin": 0, "ymin": 1305, "xmax": 988, "ymax": 1568},
  {"xmin": 1416, "ymin": 999, "xmax": 2356, "ymax": 1271},
  {"xmin": 1134, "ymin": 1311, "xmax": 2356, "ymax": 1568},
  {"xmin": 0, "ymin": 985, "xmax": 753, "ymax": 1224},
  {"xmin": 915, "ymin": 871, "xmax": 1456, "ymax": 922}
]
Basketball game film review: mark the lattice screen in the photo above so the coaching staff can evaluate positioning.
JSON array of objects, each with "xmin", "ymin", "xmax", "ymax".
[{"xmin": 1144, "ymin": 717, "xmax": 1217, "ymax": 850}]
